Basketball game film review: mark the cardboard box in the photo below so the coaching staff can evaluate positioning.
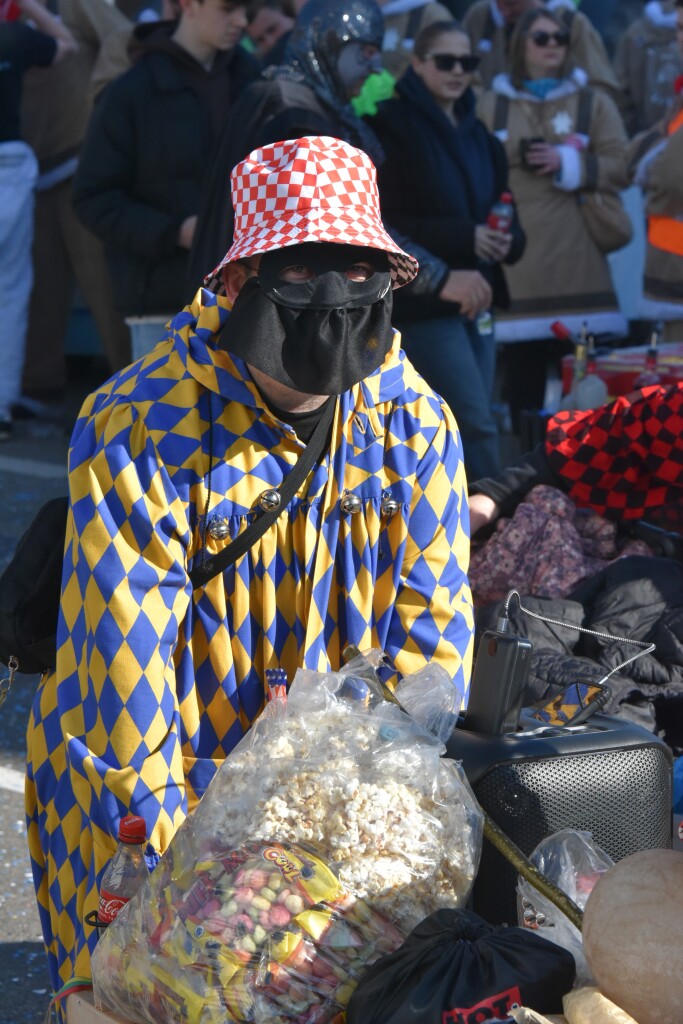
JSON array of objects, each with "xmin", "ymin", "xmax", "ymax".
[
  {"xmin": 65, "ymin": 991, "xmax": 568, "ymax": 1024},
  {"xmin": 66, "ymin": 992, "xmax": 131, "ymax": 1024},
  {"xmin": 561, "ymin": 341, "xmax": 683, "ymax": 399}
]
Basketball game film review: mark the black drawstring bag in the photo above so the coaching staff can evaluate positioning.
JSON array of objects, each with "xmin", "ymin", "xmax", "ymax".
[{"xmin": 347, "ymin": 908, "xmax": 576, "ymax": 1024}]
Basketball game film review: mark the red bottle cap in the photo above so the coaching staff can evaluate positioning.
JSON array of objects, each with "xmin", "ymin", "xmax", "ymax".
[
  {"xmin": 118, "ymin": 815, "xmax": 147, "ymax": 844},
  {"xmin": 550, "ymin": 320, "xmax": 571, "ymax": 340},
  {"xmin": 500, "ymin": 191, "xmax": 513, "ymax": 203},
  {"xmin": 0, "ymin": 1, "xmax": 22, "ymax": 22}
]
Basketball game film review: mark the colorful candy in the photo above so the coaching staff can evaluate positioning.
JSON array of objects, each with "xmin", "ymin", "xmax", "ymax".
[{"xmin": 93, "ymin": 841, "xmax": 400, "ymax": 1024}]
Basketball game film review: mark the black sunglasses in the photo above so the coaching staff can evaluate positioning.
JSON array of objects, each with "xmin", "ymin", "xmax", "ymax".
[
  {"xmin": 528, "ymin": 29, "xmax": 570, "ymax": 47},
  {"xmin": 425, "ymin": 53, "xmax": 481, "ymax": 73}
]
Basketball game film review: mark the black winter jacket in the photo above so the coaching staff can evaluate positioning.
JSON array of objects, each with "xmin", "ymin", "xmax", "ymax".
[
  {"xmin": 72, "ymin": 26, "xmax": 259, "ymax": 317},
  {"xmin": 370, "ymin": 73, "xmax": 526, "ymax": 322},
  {"xmin": 477, "ymin": 557, "xmax": 683, "ymax": 755}
]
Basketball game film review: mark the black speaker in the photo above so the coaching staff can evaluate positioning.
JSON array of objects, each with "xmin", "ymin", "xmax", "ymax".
[{"xmin": 445, "ymin": 713, "xmax": 673, "ymax": 925}]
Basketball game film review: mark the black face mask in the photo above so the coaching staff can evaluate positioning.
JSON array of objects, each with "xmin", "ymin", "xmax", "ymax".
[{"xmin": 217, "ymin": 243, "xmax": 395, "ymax": 395}]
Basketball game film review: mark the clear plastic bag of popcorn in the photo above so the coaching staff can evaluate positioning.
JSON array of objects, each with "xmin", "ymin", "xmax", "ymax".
[
  {"xmin": 92, "ymin": 659, "xmax": 483, "ymax": 1023},
  {"xmin": 394, "ymin": 661, "xmax": 463, "ymax": 743}
]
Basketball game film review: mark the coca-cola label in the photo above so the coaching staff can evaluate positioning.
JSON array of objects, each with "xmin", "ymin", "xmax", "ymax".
[{"xmin": 98, "ymin": 890, "xmax": 129, "ymax": 924}]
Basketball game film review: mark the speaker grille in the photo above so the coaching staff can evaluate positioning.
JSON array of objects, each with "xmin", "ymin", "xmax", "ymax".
[{"xmin": 471, "ymin": 745, "xmax": 672, "ymax": 925}]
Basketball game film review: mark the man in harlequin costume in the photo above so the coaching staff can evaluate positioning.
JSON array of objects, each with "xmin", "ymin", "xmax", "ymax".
[{"xmin": 26, "ymin": 135, "xmax": 474, "ymax": 998}]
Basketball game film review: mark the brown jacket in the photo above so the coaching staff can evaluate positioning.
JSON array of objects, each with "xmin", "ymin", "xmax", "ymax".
[
  {"xmin": 477, "ymin": 72, "xmax": 629, "ymax": 339},
  {"xmin": 631, "ymin": 100, "xmax": 683, "ymax": 304},
  {"xmin": 464, "ymin": 0, "xmax": 620, "ymax": 104},
  {"xmin": 20, "ymin": 0, "xmax": 129, "ymax": 171},
  {"xmin": 89, "ymin": 24, "xmax": 136, "ymax": 103},
  {"xmin": 613, "ymin": 1, "xmax": 683, "ymax": 136},
  {"xmin": 381, "ymin": 1, "xmax": 453, "ymax": 78}
]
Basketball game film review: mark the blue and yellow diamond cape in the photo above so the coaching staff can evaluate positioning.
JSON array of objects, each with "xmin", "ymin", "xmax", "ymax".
[{"xmin": 25, "ymin": 288, "xmax": 473, "ymax": 996}]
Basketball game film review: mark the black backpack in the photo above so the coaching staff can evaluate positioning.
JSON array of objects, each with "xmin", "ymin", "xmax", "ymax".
[{"xmin": 0, "ymin": 496, "xmax": 68, "ymax": 675}]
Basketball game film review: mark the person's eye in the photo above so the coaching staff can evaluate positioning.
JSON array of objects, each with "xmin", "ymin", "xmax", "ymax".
[
  {"xmin": 345, "ymin": 263, "xmax": 375, "ymax": 281},
  {"xmin": 280, "ymin": 265, "xmax": 315, "ymax": 282}
]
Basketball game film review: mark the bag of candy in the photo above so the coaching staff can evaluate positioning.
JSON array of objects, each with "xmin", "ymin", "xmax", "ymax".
[{"xmin": 92, "ymin": 658, "xmax": 483, "ymax": 1023}]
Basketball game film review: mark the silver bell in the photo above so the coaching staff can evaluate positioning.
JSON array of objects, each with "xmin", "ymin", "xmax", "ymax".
[
  {"xmin": 258, "ymin": 487, "xmax": 282, "ymax": 512},
  {"xmin": 340, "ymin": 491, "xmax": 362, "ymax": 515},
  {"xmin": 207, "ymin": 516, "xmax": 230, "ymax": 541},
  {"xmin": 380, "ymin": 491, "xmax": 399, "ymax": 517}
]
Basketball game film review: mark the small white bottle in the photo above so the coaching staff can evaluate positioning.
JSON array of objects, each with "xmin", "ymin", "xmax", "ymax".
[{"xmin": 571, "ymin": 335, "xmax": 608, "ymax": 410}]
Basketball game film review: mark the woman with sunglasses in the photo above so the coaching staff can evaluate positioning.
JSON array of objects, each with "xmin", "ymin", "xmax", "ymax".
[
  {"xmin": 477, "ymin": 7, "xmax": 629, "ymax": 422},
  {"xmin": 369, "ymin": 19, "xmax": 526, "ymax": 479}
]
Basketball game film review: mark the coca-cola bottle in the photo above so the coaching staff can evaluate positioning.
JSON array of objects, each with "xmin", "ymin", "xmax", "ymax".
[
  {"xmin": 487, "ymin": 191, "xmax": 514, "ymax": 233},
  {"xmin": 476, "ymin": 193, "xmax": 514, "ymax": 331},
  {"xmin": 97, "ymin": 815, "xmax": 148, "ymax": 925}
]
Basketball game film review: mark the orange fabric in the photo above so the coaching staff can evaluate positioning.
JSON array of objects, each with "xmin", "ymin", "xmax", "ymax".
[
  {"xmin": 668, "ymin": 108, "xmax": 683, "ymax": 135},
  {"xmin": 647, "ymin": 110, "xmax": 683, "ymax": 256},
  {"xmin": 649, "ymin": 216, "xmax": 683, "ymax": 255}
]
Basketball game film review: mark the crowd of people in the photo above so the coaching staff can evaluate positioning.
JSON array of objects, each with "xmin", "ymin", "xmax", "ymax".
[
  {"xmin": 3, "ymin": 0, "xmax": 683, "ymax": 1008},
  {"xmin": 2, "ymin": 0, "xmax": 683, "ymax": 476}
]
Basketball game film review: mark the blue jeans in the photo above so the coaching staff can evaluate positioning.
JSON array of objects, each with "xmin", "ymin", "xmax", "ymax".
[
  {"xmin": 398, "ymin": 314, "xmax": 500, "ymax": 480},
  {"xmin": 0, "ymin": 141, "xmax": 38, "ymax": 419}
]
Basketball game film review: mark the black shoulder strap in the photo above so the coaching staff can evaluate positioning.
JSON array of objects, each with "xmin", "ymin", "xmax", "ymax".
[
  {"xmin": 482, "ymin": 6, "xmax": 496, "ymax": 42},
  {"xmin": 189, "ymin": 397, "xmax": 336, "ymax": 589},
  {"xmin": 405, "ymin": 6, "xmax": 424, "ymax": 43},
  {"xmin": 576, "ymin": 87, "xmax": 593, "ymax": 137},
  {"xmin": 493, "ymin": 93, "xmax": 510, "ymax": 133}
]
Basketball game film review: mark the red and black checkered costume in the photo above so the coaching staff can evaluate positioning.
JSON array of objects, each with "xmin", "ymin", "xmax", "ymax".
[{"xmin": 545, "ymin": 383, "xmax": 683, "ymax": 531}]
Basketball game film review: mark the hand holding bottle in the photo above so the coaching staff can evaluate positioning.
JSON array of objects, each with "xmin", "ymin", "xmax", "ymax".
[
  {"xmin": 475, "ymin": 225, "xmax": 512, "ymax": 263},
  {"xmin": 476, "ymin": 192, "xmax": 514, "ymax": 263}
]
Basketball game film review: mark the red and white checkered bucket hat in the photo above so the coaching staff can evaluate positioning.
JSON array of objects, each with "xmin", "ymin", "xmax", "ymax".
[{"xmin": 204, "ymin": 136, "xmax": 419, "ymax": 292}]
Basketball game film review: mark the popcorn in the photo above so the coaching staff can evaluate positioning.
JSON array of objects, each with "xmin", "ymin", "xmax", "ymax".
[{"xmin": 197, "ymin": 695, "xmax": 481, "ymax": 927}]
